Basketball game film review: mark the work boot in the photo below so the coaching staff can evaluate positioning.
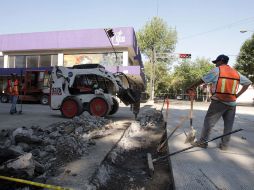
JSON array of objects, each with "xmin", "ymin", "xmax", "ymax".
[
  {"xmin": 218, "ymin": 143, "xmax": 228, "ymax": 151},
  {"xmin": 191, "ymin": 140, "xmax": 208, "ymax": 149}
]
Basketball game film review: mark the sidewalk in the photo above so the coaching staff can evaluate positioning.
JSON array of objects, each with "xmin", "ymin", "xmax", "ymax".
[{"xmin": 165, "ymin": 102, "xmax": 254, "ymax": 189}]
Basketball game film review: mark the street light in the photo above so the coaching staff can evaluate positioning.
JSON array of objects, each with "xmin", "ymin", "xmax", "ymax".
[{"xmin": 240, "ymin": 30, "xmax": 254, "ymax": 33}]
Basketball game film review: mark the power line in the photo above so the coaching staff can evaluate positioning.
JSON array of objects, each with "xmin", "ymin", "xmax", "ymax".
[
  {"xmin": 156, "ymin": 0, "xmax": 159, "ymax": 17},
  {"xmin": 179, "ymin": 16, "xmax": 254, "ymax": 40}
]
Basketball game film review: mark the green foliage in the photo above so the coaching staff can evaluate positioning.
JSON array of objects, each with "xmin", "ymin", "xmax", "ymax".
[
  {"xmin": 137, "ymin": 17, "xmax": 177, "ymax": 97},
  {"xmin": 137, "ymin": 17, "xmax": 177, "ymax": 58},
  {"xmin": 170, "ymin": 58, "xmax": 214, "ymax": 92},
  {"xmin": 144, "ymin": 61, "xmax": 171, "ymax": 95},
  {"xmin": 235, "ymin": 34, "xmax": 254, "ymax": 83}
]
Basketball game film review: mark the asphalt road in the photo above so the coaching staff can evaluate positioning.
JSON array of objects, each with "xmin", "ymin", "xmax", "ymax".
[{"xmin": 0, "ymin": 102, "xmax": 136, "ymax": 130}]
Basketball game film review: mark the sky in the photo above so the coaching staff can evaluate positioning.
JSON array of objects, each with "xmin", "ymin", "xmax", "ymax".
[{"xmin": 1, "ymin": 0, "xmax": 254, "ymax": 66}]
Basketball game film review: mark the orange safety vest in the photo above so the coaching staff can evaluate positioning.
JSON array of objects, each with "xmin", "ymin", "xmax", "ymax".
[
  {"xmin": 7, "ymin": 79, "xmax": 19, "ymax": 96},
  {"xmin": 215, "ymin": 65, "xmax": 240, "ymax": 102}
]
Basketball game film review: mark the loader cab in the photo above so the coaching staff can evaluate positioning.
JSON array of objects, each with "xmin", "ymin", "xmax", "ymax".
[{"xmin": 69, "ymin": 74, "xmax": 116, "ymax": 95}]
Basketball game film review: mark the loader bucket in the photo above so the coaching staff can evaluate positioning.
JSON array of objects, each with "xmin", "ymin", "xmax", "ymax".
[{"xmin": 117, "ymin": 88, "xmax": 141, "ymax": 105}]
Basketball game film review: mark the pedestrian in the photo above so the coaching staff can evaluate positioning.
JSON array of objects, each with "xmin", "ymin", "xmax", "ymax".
[
  {"xmin": 7, "ymin": 73, "xmax": 19, "ymax": 114},
  {"xmin": 187, "ymin": 54, "xmax": 252, "ymax": 150}
]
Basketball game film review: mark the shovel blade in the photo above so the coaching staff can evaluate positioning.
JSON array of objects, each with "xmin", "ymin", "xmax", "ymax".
[{"xmin": 185, "ymin": 128, "xmax": 196, "ymax": 144}]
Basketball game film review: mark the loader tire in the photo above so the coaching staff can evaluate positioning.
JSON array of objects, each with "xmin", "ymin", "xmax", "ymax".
[
  {"xmin": 109, "ymin": 97, "xmax": 119, "ymax": 115},
  {"xmin": 61, "ymin": 97, "xmax": 82, "ymax": 118},
  {"xmin": 89, "ymin": 97, "xmax": 109, "ymax": 117},
  {"xmin": 1, "ymin": 94, "xmax": 9, "ymax": 103},
  {"xmin": 40, "ymin": 94, "xmax": 49, "ymax": 105}
]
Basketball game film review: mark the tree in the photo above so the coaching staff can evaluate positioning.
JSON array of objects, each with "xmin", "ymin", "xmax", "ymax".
[
  {"xmin": 137, "ymin": 17, "xmax": 177, "ymax": 99},
  {"xmin": 170, "ymin": 58, "xmax": 214, "ymax": 98},
  {"xmin": 235, "ymin": 34, "xmax": 254, "ymax": 83},
  {"xmin": 144, "ymin": 61, "xmax": 172, "ymax": 96}
]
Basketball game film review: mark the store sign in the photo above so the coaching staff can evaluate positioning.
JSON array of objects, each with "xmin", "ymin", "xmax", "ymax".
[{"xmin": 112, "ymin": 30, "xmax": 126, "ymax": 46}]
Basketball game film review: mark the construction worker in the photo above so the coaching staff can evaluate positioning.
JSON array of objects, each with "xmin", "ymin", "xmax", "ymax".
[
  {"xmin": 187, "ymin": 54, "xmax": 252, "ymax": 150},
  {"xmin": 7, "ymin": 73, "xmax": 19, "ymax": 114}
]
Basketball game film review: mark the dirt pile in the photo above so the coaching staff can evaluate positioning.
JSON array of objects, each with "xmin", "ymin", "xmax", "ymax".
[{"xmin": 0, "ymin": 112, "xmax": 113, "ymax": 190}]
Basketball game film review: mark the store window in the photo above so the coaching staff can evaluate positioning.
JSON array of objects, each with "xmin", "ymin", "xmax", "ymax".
[
  {"xmin": 52, "ymin": 55, "xmax": 58, "ymax": 66},
  {"xmin": 15, "ymin": 56, "xmax": 26, "ymax": 68},
  {"xmin": 27, "ymin": 56, "xmax": 39, "ymax": 68},
  {"xmin": 8, "ymin": 56, "xmax": 15, "ymax": 68},
  {"xmin": 64, "ymin": 52, "xmax": 123, "ymax": 67},
  {"xmin": 0, "ymin": 56, "xmax": 4, "ymax": 68},
  {"xmin": 40, "ymin": 55, "xmax": 51, "ymax": 67},
  {"xmin": 7, "ymin": 54, "xmax": 57, "ymax": 68}
]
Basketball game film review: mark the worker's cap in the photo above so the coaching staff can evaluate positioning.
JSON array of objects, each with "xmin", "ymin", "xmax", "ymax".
[{"xmin": 212, "ymin": 54, "xmax": 229, "ymax": 64}]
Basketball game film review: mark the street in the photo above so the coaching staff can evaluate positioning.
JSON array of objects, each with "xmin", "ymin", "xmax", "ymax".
[{"xmin": 0, "ymin": 102, "xmax": 136, "ymax": 130}]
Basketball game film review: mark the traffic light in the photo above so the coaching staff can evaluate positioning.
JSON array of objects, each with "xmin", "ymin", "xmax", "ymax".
[
  {"xmin": 179, "ymin": 54, "xmax": 191, "ymax": 59},
  {"xmin": 105, "ymin": 28, "xmax": 114, "ymax": 38}
]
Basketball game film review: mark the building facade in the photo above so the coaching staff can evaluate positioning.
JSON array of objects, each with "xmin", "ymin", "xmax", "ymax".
[{"xmin": 0, "ymin": 27, "xmax": 145, "ymax": 91}]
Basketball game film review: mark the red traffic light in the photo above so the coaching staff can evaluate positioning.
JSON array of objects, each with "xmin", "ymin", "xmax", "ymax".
[{"xmin": 179, "ymin": 54, "xmax": 191, "ymax": 58}]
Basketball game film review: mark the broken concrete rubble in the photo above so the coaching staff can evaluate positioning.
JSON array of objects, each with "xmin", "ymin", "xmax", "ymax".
[
  {"xmin": 0, "ymin": 108, "xmax": 163, "ymax": 189},
  {"xmin": 0, "ymin": 153, "xmax": 35, "ymax": 178},
  {"xmin": 0, "ymin": 112, "xmax": 113, "ymax": 189}
]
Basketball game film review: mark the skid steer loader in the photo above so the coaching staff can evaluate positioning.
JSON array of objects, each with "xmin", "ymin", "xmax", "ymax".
[{"xmin": 50, "ymin": 64, "xmax": 142, "ymax": 118}]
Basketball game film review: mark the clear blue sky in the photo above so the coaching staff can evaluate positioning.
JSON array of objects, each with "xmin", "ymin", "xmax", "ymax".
[{"xmin": 1, "ymin": 0, "xmax": 254, "ymax": 65}]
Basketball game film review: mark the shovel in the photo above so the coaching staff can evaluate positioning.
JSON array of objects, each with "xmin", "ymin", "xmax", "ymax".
[
  {"xmin": 185, "ymin": 95, "xmax": 196, "ymax": 144},
  {"xmin": 156, "ymin": 116, "xmax": 188, "ymax": 152}
]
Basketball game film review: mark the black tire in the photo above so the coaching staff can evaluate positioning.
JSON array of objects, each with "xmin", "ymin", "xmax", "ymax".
[
  {"xmin": 60, "ymin": 97, "xmax": 83, "ymax": 118},
  {"xmin": 1, "ymin": 94, "xmax": 9, "ymax": 103},
  {"xmin": 109, "ymin": 97, "xmax": 119, "ymax": 115},
  {"xmin": 40, "ymin": 94, "xmax": 49, "ymax": 105}
]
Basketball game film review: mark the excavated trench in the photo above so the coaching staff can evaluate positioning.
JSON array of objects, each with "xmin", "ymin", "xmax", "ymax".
[{"xmin": 88, "ymin": 110, "xmax": 174, "ymax": 190}]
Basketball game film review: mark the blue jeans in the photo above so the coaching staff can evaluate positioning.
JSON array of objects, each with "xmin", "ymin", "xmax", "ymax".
[
  {"xmin": 10, "ymin": 95, "xmax": 18, "ymax": 114},
  {"xmin": 200, "ymin": 100, "xmax": 236, "ymax": 146}
]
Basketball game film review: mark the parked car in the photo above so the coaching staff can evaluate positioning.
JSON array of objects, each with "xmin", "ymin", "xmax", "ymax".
[{"xmin": 176, "ymin": 95, "xmax": 183, "ymax": 100}]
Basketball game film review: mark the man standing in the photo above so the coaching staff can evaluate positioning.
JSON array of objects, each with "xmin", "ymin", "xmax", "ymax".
[
  {"xmin": 7, "ymin": 73, "xmax": 19, "ymax": 114},
  {"xmin": 187, "ymin": 54, "xmax": 252, "ymax": 150}
]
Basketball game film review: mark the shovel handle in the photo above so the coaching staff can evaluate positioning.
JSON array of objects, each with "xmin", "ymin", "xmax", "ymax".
[
  {"xmin": 190, "ymin": 98, "xmax": 194, "ymax": 126},
  {"xmin": 153, "ymin": 128, "xmax": 243, "ymax": 162}
]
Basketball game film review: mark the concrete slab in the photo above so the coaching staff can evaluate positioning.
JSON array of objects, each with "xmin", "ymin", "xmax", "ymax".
[{"xmin": 165, "ymin": 101, "xmax": 254, "ymax": 190}]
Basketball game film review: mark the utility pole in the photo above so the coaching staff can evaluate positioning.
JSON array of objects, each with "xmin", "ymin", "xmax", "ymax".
[{"xmin": 150, "ymin": 48, "xmax": 156, "ymax": 100}]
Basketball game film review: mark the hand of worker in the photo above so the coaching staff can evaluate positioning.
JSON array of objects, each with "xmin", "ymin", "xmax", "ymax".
[{"xmin": 186, "ymin": 88, "xmax": 196, "ymax": 98}]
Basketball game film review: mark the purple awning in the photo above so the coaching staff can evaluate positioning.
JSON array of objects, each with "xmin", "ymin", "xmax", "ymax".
[{"xmin": 0, "ymin": 27, "xmax": 136, "ymax": 52}]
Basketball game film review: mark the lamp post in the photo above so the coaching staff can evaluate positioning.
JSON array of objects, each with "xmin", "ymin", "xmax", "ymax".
[
  {"xmin": 240, "ymin": 30, "xmax": 254, "ymax": 80},
  {"xmin": 240, "ymin": 30, "xmax": 254, "ymax": 33}
]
